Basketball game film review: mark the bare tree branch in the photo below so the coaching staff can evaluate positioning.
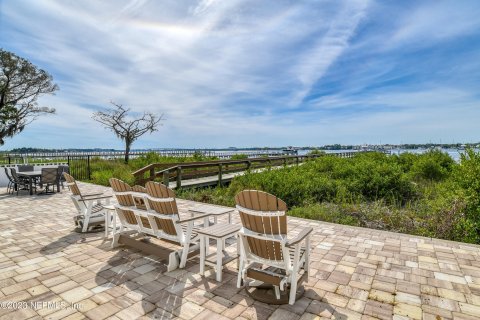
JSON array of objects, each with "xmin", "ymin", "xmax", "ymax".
[{"xmin": 92, "ymin": 101, "xmax": 164, "ymax": 163}]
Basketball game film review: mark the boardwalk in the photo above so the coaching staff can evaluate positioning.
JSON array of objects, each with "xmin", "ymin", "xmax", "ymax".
[
  {"xmin": 166, "ymin": 164, "xmax": 291, "ymax": 189},
  {"xmin": 1, "ymin": 184, "xmax": 480, "ymax": 319}
]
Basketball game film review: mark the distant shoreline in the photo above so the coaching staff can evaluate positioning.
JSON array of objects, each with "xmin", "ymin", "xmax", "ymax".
[{"xmin": 2, "ymin": 143, "xmax": 479, "ymax": 154}]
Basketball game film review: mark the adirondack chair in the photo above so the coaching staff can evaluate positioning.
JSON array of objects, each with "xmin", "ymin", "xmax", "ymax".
[
  {"xmin": 63, "ymin": 173, "xmax": 111, "ymax": 232},
  {"xmin": 235, "ymin": 190, "xmax": 313, "ymax": 305},
  {"xmin": 109, "ymin": 179, "xmax": 210, "ymax": 271}
]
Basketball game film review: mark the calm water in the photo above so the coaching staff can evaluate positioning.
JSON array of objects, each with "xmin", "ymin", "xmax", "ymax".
[{"xmin": 296, "ymin": 148, "xmax": 469, "ymax": 162}]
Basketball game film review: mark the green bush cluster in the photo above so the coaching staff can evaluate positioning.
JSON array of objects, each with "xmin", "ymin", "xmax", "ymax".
[
  {"xmin": 87, "ymin": 152, "xmax": 218, "ymax": 186},
  {"xmin": 224, "ymin": 152, "xmax": 415, "ymax": 206},
  {"xmin": 85, "ymin": 149, "xmax": 480, "ymax": 243},
  {"xmin": 177, "ymin": 149, "xmax": 480, "ymax": 244}
]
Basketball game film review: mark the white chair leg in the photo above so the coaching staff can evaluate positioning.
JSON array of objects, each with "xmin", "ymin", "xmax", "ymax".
[
  {"xmin": 82, "ymin": 215, "xmax": 90, "ymax": 233},
  {"xmin": 289, "ymin": 273, "xmax": 298, "ymax": 305},
  {"xmin": 200, "ymin": 236, "xmax": 205, "ymax": 276},
  {"xmin": 237, "ymin": 238, "xmax": 245, "ymax": 288},
  {"xmin": 112, "ymin": 212, "xmax": 117, "ymax": 235},
  {"xmin": 274, "ymin": 286, "xmax": 281, "ymax": 299},
  {"xmin": 305, "ymin": 237, "xmax": 311, "ymax": 275},
  {"xmin": 216, "ymin": 238, "xmax": 223, "ymax": 282},
  {"xmin": 179, "ymin": 243, "xmax": 190, "ymax": 268},
  {"xmin": 237, "ymin": 255, "xmax": 244, "ymax": 288},
  {"xmin": 104, "ymin": 210, "xmax": 110, "ymax": 238},
  {"xmin": 112, "ymin": 232, "xmax": 120, "ymax": 248},
  {"xmin": 167, "ymin": 251, "xmax": 180, "ymax": 272}
]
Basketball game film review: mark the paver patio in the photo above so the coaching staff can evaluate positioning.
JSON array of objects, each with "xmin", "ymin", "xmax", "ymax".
[{"xmin": 1, "ymin": 183, "xmax": 480, "ymax": 319}]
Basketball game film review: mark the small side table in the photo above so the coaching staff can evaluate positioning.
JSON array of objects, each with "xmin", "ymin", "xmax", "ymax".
[
  {"xmin": 188, "ymin": 204, "xmax": 234, "ymax": 227},
  {"xmin": 197, "ymin": 223, "xmax": 241, "ymax": 282},
  {"xmin": 102, "ymin": 204, "xmax": 116, "ymax": 238}
]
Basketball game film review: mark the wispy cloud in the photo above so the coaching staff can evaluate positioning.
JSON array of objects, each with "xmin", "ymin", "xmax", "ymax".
[{"xmin": 1, "ymin": 0, "xmax": 480, "ymax": 149}]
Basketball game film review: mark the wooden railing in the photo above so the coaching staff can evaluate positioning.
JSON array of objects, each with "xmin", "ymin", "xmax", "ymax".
[{"xmin": 132, "ymin": 152, "xmax": 359, "ymax": 187}]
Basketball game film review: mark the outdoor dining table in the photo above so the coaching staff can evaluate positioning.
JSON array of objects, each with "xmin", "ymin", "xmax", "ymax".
[
  {"xmin": 17, "ymin": 171, "xmax": 42, "ymax": 195},
  {"xmin": 17, "ymin": 169, "xmax": 61, "ymax": 195}
]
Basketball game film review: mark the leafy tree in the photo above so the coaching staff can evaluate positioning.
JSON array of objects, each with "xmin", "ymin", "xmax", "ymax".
[
  {"xmin": 0, "ymin": 49, "xmax": 58, "ymax": 145},
  {"xmin": 92, "ymin": 102, "xmax": 163, "ymax": 163}
]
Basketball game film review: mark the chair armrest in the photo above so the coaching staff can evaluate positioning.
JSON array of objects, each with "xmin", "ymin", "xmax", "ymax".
[
  {"xmin": 82, "ymin": 192, "xmax": 105, "ymax": 197},
  {"xmin": 286, "ymin": 227, "xmax": 313, "ymax": 247},
  {"xmin": 187, "ymin": 209, "xmax": 234, "ymax": 216},
  {"xmin": 81, "ymin": 195, "xmax": 112, "ymax": 201},
  {"xmin": 176, "ymin": 213, "xmax": 212, "ymax": 224}
]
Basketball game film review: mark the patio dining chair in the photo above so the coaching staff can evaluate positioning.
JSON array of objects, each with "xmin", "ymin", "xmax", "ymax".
[
  {"xmin": 57, "ymin": 165, "xmax": 69, "ymax": 189},
  {"xmin": 9, "ymin": 168, "xmax": 32, "ymax": 195},
  {"xmin": 63, "ymin": 173, "xmax": 111, "ymax": 232},
  {"xmin": 235, "ymin": 190, "xmax": 312, "ymax": 305},
  {"xmin": 39, "ymin": 168, "xmax": 59, "ymax": 194},
  {"xmin": 4, "ymin": 167, "xmax": 16, "ymax": 194}
]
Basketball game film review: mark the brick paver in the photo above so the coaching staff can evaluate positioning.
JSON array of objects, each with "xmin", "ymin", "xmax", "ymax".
[{"xmin": 1, "ymin": 183, "xmax": 480, "ymax": 319}]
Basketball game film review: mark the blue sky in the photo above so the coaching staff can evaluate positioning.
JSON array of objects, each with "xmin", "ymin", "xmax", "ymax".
[{"xmin": 1, "ymin": 0, "xmax": 480, "ymax": 149}]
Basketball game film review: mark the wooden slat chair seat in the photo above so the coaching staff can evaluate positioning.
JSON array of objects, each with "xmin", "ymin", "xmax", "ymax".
[
  {"xmin": 64, "ymin": 173, "xmax": 111, "ymax": 232},
  {"xmin": 144, "ymin": 181, "xmax": 206, "ymax": 269},
  {"xmin": 236, "ymin": 190, "xmax": 313, "ymax": 305},
  {"xmin": 109, "ymin": 179, "xmax": 208, "ymax": 271}
]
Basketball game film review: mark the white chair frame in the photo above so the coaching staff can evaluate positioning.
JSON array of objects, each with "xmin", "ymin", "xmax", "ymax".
[
  {"xmin": 111, "ymin": 188, "xmax": 210, "ymax": 272},
  {"xmin": 65, "ymin": 178, "xmax": 111, "ymax": 232},
  {"xmin": 236, "ymin": 204, "xmax": 312, "ymax": 305}
]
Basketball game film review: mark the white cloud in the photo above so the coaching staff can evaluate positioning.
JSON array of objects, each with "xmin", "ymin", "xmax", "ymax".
[
  {"xmin": 1, "ymin": 0, "xmax": 480, "ymax": 150},
  {"xmin": 388, "ymin": 1, "xmax": 480, "ymax": 49}
]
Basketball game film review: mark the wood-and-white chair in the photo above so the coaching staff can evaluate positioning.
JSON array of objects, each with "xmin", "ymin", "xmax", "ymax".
[
  {"xmin": 109, "ymin": 179, "xmax": 210, "ymax": 271},
  {"xmin": 63, "ymin": 173, "xmax": 111, "ymax": 232},
  {"xmin": 235, "ymin": 190, "xmax": 312, "ymax": 305}
]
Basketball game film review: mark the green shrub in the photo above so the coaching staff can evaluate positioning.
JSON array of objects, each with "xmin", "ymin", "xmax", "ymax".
[
  {"xmin": 230, "ymin": 154, "xmax": 249, "ymax": 160},
  {"xmin": 453, "ymin": 149, "xmax": 480, "ymax": 227},
  {"xmin": 410, "ymin": 150, "xmax": 454, "ymax": 182},
  {"xmin": 307, "ymin": 149, "xmax": 326, "ymax": 156},
  {"xmin": 83, "ymin": 149, "xmax": 480, "ymax": 244}
]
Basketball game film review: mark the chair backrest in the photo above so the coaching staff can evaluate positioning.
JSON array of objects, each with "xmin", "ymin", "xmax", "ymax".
[
  {"xmin": 9, "ymin": 168, "xmax": 21, "ymax": 183},
  {"xmin": 109, "ymin": 178, "xmax": 134, "ymax": 206},
  {"xmin": 145, "ymin": 181, "xmax": 179, "ymax": 236},
  {"xmin": 41, "ymin": 168, "xmax": 58, "ymax": 184},
  {"xmin": 109, "ymin": 178, "xmax": 152, "ymax": 231},
  {"xmin": 63, "ymin": 172, "xmax": 82, "ymax": 197},
  {"xmin": 17, "ymin": 165, "xmax": 34, "ymax": 172},
  {"xmin": 132, "ymin": 185, "xmax": 148, "ymax": 210},
  {"xmin": 57, "ymin": 165, "xmax": 70, "ymax": 181},
  {"xmin": 235, "ymin": 190, "xmax": 288, "ymax": 261},
  {"xmin": 4, "ymin": 167, "xmax": 14, "ymax": 183}
]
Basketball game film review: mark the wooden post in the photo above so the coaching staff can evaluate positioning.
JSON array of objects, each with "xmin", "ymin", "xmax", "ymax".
[
  {"xmin": 163, "ymin": 170, "xmax": 169, "ymax": 187},
  {"xmin": 296, "ymin": 156, "xmax": 299, "ymax": 165},
  {"xmin": 176, "ymin": 166, "xmax": 182, "ymax": 188},
  {"xmin": 246, "ymin": 161, "xmax": 251, "ymax": 170},
  {"xmin": 218, "ymin": 164, "xmax": 223, "ymax": 186},
  {"xmin": 149, "ymin": 167, "xmax": 155, "ymax": 181}
]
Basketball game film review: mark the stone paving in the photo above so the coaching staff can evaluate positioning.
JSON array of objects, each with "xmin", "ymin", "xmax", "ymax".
[{"xmin": 1, "ymin": 184, "xmax": 480, "ymax": 319}]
